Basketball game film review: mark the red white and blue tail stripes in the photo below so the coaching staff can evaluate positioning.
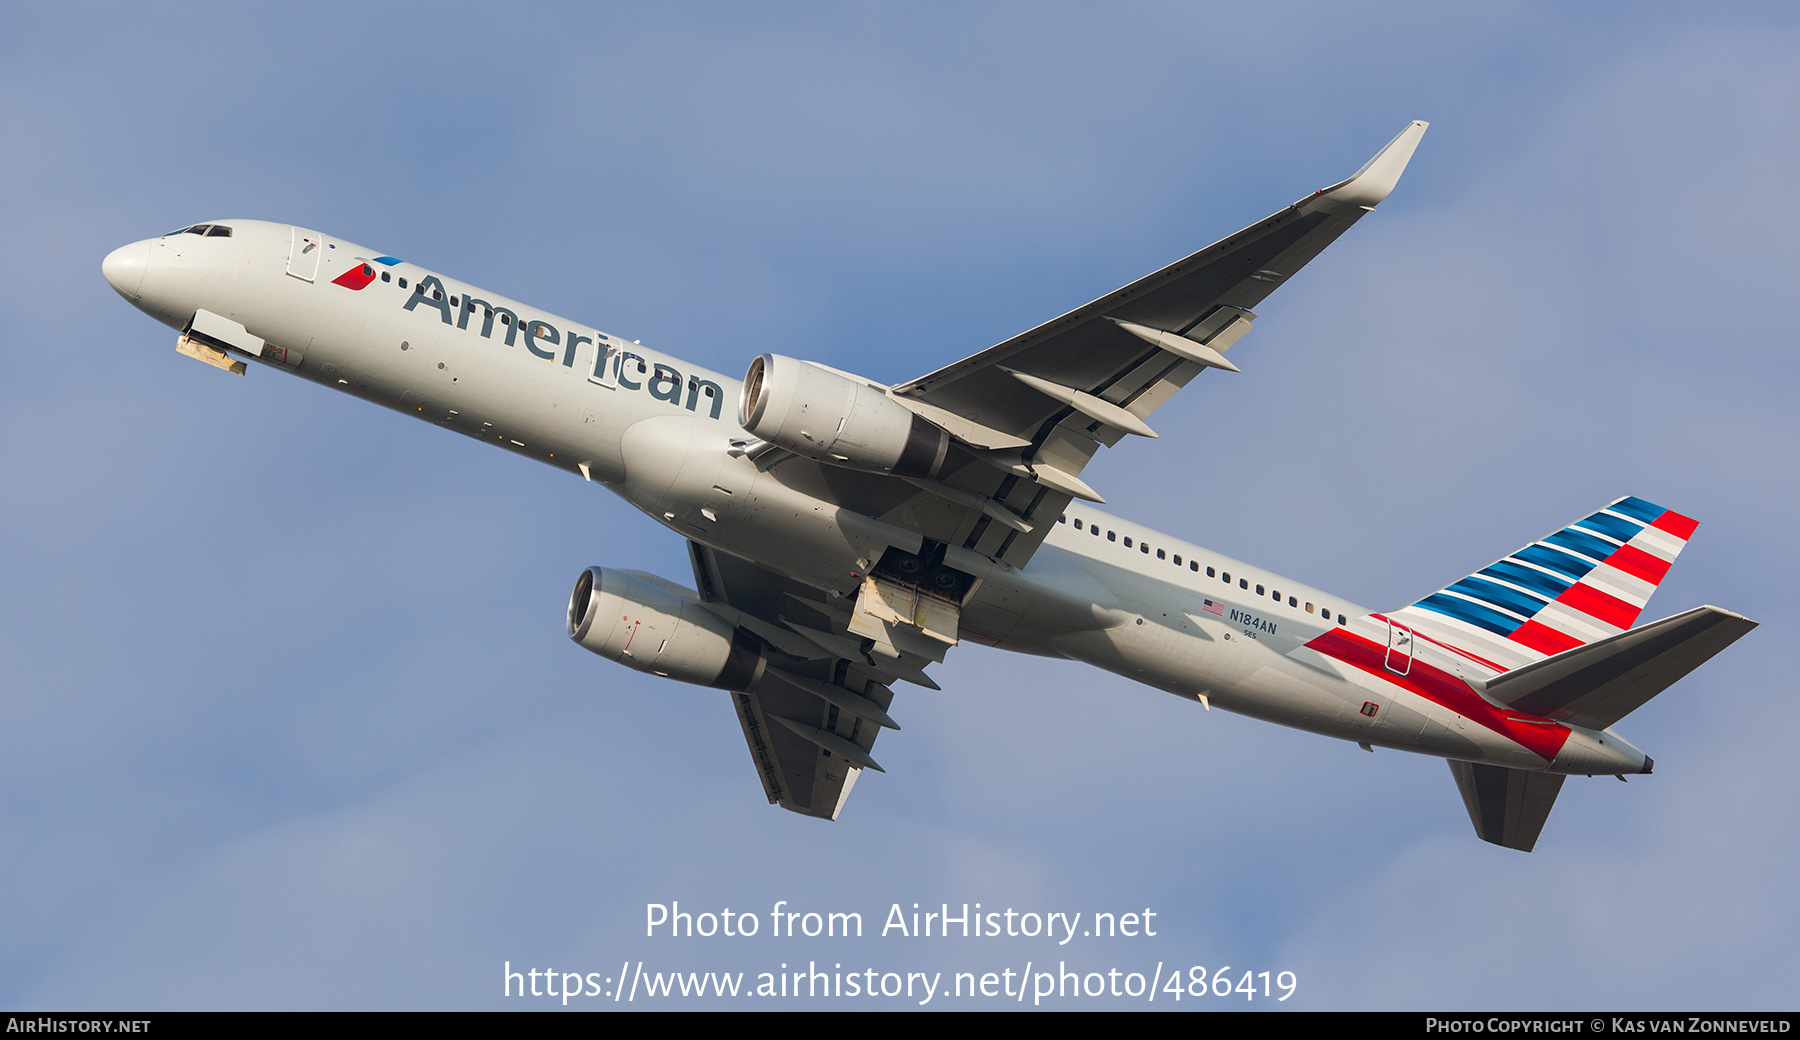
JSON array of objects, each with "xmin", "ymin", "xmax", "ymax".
[{"xmin": 1388, "ymin": 496, "xmax": 1698, "ymax": 673}]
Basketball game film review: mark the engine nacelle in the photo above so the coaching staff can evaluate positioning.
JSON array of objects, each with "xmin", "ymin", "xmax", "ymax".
[
  {"xmin": 566, "ymin": 567, "xmax": 766, "ymax": 691},
  {"xmin": 739, "ymin": 353, "xmax": 952, "ymax": 479}
]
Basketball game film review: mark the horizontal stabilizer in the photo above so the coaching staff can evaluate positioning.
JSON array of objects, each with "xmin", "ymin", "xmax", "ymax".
[
  {"xmin": 1449, "ymin": 760, "xmax": 1565, "ymax": 853},
  {"xmin": 1483, "ymin": 605, "xmax": 1757, "ymax": 730}
]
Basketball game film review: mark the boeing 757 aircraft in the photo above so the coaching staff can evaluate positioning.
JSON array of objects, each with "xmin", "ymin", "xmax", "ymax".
[{"xmin": 101, "ymin": 122, "xmax": 1753, "ymax": 851}]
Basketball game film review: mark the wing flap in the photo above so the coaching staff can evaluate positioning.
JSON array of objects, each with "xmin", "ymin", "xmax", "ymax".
[{"xmin": 689, "ymin": 540, "xmax": 917, "ymax": 819}]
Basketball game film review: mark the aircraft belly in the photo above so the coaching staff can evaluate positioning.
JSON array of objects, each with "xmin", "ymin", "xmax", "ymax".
[
  {"xmin": 617, "ymin": 425, "xmax": 898, "ymax": 596},
  {"xmin": 1239, "ymin": 654, "xmax": 1544, "ymax": 764},
  {"xmin": 203, "ymin": 252, "xmax": 904, "ymax": 586},
  {"xmin": 1039, "ymin": 603, "xmax": 1541, "ymax": 764},
  {"xmin": 219, "ymin": 271, "xmax": 642, "ymax": 481},
  {"xmin": 1049, "ymin": 615, "xmax": 1245, "ymax": 700},
  {"xmin": 1216, "ymin": 662, "xmax": 1364, "ymax": 738},
  {"xmin": 909, "ymin": 553, "xmax": 1115, "ymax": 655}
]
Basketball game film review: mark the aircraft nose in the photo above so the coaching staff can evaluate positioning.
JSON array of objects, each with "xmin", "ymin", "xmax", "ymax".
[{"xmin": 102, "ymin": 239, "xmax": 151, "ymax": 300}]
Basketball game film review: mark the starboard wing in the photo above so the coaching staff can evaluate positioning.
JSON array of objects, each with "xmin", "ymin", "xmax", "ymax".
[{"xmin": 759, "ymin": 122, "xmax": 1430, "ymax": 574}]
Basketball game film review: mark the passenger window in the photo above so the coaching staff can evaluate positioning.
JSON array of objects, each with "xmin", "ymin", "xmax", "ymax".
[
  {"xmin": 1207, "ymin": 567, "xmax": 1215, "ymax": 577},
  {"xmin": 1124, "ymin": 536, "xmax": 1133, "ymax": 547},
  {"xmin": 380, "ymin": 272, "xmax": 391, "ymax": 282},
  {"xmin": 1073, "ymin": 519, "xmax": 1082, "ymax": 530},
  {"xmin": 1140, "ymin": 544, "xmax": 1150, "ymax": 554},
  {"xmin": 1256, "ymin": 585, "xmax": 1265, "ymax": 595},
  {"xmin": 1157, "ymin": 549, "xmax": 1166, "ymax": 560},
  {"xmin": 1171, "ymin": 554, "xmax": 1180, "ymax": 565},
  {"xmin": 1091, "ymin": 526, "xmax": 1100, "ymax": 536},
  {"xmin": 1221, "ymin": 571, "xmax": 1230, "ymax": 583},
  {"xmin": 1240, "ymin": 579, "xmax": 1248, "ymax": 589},
  {"xmin": 1107, "ymin": 531, "xmax": 1116, "ymax": 542},
  {"xmin": 1059, "ymin": 515, "xmax": 1067, "ymax": 524},
  {"xmin": 450, "ymin": 296, "xmax": 459, "ymax": 307},
  {"xmin": 1305, "ymin": 602, "xmax": 1314, "ymax": 614},
  {"xmin": 399, "ymin": 278, "xmax": 408, "ymax": 288},
  {"xmin": 1337, "ymin": 613, "xmax": 1347, "ymax": 625},
  {"xmin": 1289, "ymin": 596, "xmax": 1297, "ymax": 607},
  {"xmin": 1190, "ymin": 561, "xmax": 1199, "ymax": 572}
]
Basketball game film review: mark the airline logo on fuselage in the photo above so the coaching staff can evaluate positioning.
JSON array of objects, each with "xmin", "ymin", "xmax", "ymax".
[
  {"xmin": 396, "ymin": 273, "xmax": 726, "ymax": 419},
  {"xmin": 330, "ymin": 256, "xmax": 400, "ymax": 291}
]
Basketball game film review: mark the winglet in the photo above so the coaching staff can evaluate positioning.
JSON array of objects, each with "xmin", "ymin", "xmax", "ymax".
[{"xmin": 1318, "ymin": 120, "xmax": 1429, "ymax": 208}]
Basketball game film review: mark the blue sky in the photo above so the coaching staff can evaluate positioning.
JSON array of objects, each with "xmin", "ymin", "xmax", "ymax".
[{"xmin": 2, "ymin": 2, "xmax": 1796, "ymax": 1009}]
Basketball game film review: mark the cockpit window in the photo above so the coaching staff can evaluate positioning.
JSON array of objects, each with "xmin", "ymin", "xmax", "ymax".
[{"xmin": 163, "ymin": 224, "xmax": 232, "ymax": 237}]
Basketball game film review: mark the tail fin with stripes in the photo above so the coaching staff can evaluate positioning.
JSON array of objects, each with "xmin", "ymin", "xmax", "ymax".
[{"xmin": 1389, "ymin": 496, "xmax": 1698, "ymax": 673}]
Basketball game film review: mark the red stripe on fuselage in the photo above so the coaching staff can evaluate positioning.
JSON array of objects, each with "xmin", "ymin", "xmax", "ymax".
[
  {"xmin": 1607, "ymin": 543, "xmax": 1673, "ymax": 584},
  {"xmin": 1652, "ymin": 509, "xmax": 1699, "ymax": 540},
  {"xmin": 1557, "ymin": 581, "xmax": 1639, "ymax": 628},
  {"xmin": 1306, "ymin": 628, "xmax": 1570, "ymax": 762}
]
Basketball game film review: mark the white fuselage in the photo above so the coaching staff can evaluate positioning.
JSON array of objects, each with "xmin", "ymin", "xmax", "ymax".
[{"xmin": 101, "ymin": 220, "xmax": 1647, "ymax": 777}]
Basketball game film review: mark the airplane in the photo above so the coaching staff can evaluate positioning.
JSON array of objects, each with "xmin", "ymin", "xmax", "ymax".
[{"xmin": 101, "ymin": 121, "xmax": 1755, "ymax": 852}]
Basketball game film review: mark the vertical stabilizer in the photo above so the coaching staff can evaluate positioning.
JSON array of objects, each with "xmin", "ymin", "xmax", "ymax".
[
  {"xmin": 1390, "ymin": 496, "xmax": 1698, "ymax": 673},
  {"xmin": 1449, "ymin": 761, "xmax": 1566, "ymax": 852}
]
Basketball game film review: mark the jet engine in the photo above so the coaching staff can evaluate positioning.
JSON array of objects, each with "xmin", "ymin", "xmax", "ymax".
[
  {"xmin": 567, "ymin": 567, "xmax": 766, "ymax": 691},
  {"xmin": 739, "ymin": 353, "xmax": 953, "ymax": 479}
]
